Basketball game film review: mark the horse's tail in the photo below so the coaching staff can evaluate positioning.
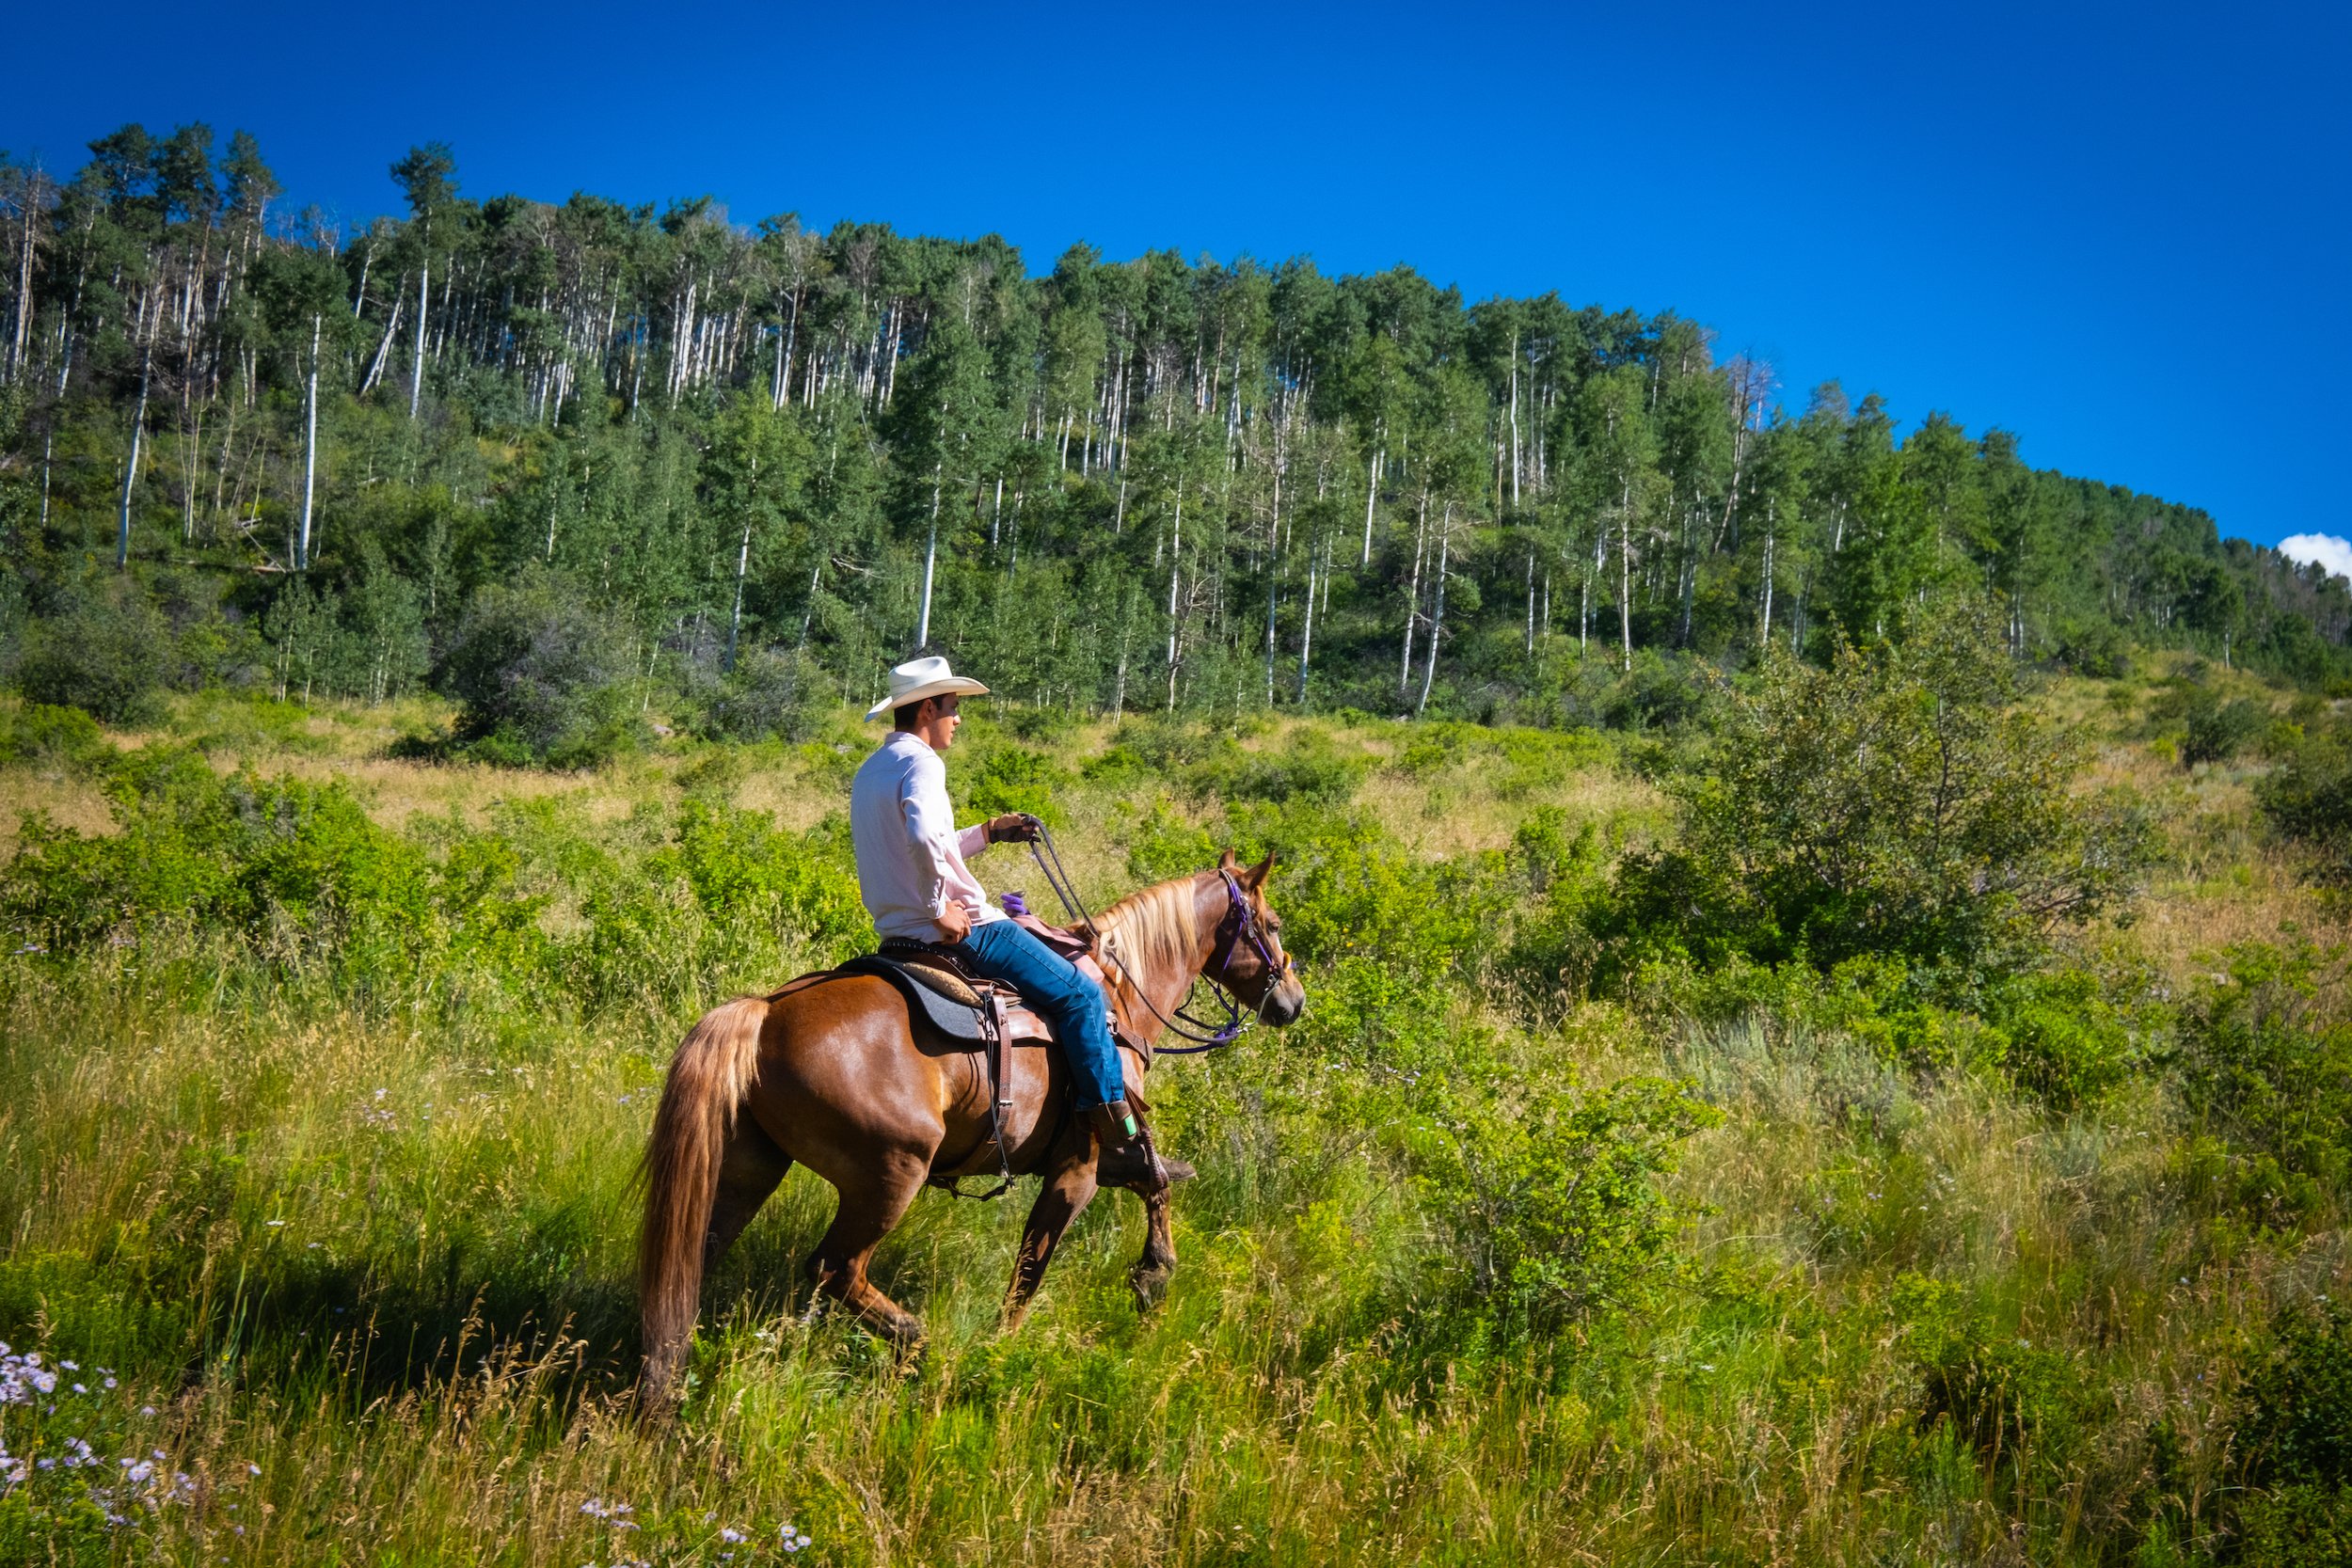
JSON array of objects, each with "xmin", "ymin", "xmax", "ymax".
[{"xmin": 637, "ymin": 994, "xmax": 768, "ymax": 1402}]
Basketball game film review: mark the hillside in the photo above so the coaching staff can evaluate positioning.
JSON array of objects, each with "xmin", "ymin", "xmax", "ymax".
[
  {"xmin": 3, "ymin": 126, "xmax": 2349, "ymax": 744},
  {"xmin": 1, "ymin": 617, "xmax": 2350, "ymax": 1560},
  {"xmin": 6, "ymin": 122, "xmax": 2352, "ymax": 1567}
]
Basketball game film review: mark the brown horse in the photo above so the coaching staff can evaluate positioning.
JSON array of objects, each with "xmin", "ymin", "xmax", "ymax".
[{"xmin": 637, "ymin": 849, "xmax": 1304, "ymax": 1395}]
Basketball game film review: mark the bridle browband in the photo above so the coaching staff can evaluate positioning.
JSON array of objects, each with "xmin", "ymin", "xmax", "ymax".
[{"xmin": 1025, "ymin": 819, "xmax": 1290, "ymax": 1053}]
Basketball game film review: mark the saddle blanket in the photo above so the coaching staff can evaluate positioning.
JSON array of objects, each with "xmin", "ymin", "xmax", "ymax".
[{"xmin": 768, "ymin": 912, "xmax": 1128, "ymax": 1053}]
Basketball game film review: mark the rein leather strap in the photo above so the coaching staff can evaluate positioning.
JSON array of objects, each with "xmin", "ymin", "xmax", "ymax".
[{"xmin": 1025, "ymin": 821, "xmax": 1274, "ymax": 1055}]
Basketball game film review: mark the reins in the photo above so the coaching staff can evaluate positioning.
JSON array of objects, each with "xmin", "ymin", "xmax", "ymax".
[{"xmin": 1023, "ymin": 818, "xmax": 1283, "ymax": 1054}]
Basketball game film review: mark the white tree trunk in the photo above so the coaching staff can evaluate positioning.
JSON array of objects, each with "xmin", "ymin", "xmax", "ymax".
[
  {"xmin": 1400, "ymin": 488, "xmax": 1428, "ymax": 697},
  {"xmin": 408, "ymin": 256, "xmax": 428, "ymax": 419},
  {"xmin": 1524, "ymin": 548, "xmax": 1535, "ymax": 656},
  {"xmin": 116, "ymin": 337, "xmax": 151, "ymax": 569},
  {"xmin": 298, "ymin": 314, "xmax": 321, "ymax": 569},
  {"xmin": 1296, "ymin": 541, "xmax": 1319, "ymax": 704},
  {"xmin": 1165, "ymin": 483, "xmax": 1184, "ymax": 669},
  {"xmin": 1417, "ymin": 507, "xmax": 1451, "ymax": 718},
  {"xmin": 1619, "ymin": 477, "xmax": 1634, "ymax": 673},
  {"xmin": 726, "ymin": 517, "xmax": 754, "ymax": 671},
  {"xmin": 916, "ymin": 460, "xmax": 943, "ymax": 647},
  {"xmin": 1507, "ymin": 335, "xmax": 1521, "ymax": 507}
]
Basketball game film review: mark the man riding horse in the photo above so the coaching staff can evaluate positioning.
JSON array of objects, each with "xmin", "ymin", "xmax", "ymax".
[
  {"xmin": 849, "ymin": 655, "xmax": 1190, "ymax": 1195},
  {"xmin": 636, "ymin": 657, "xmax": 1304, "ymax": 1395}
]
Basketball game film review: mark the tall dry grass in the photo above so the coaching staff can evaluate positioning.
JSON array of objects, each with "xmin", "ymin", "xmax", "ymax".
[{"xmin": 0, "ymin": 685, "xmax": 2342, "ymax": 1563}]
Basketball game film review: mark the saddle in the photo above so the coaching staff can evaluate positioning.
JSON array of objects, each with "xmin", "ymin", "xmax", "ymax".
[
  {"xmin": 836, "ymin": 945, "xmax": 1053, "ymax": 1046},
  {"xmin": 764, "ymin": 912, "xmax": 1137, "ymax": 1200},
  {"xmin": 834, "ymin": 911, "xmax": 1111, "ymax": 1045}
]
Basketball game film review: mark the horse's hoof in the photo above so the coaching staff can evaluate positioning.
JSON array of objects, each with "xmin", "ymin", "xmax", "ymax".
[{"xmin": 1129, "ymin": 1266, "xmax": 1170, "ymax": 1311}]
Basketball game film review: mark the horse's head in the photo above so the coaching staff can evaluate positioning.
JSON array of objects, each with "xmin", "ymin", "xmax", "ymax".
[{"xmin": 1212, "ymin": 849, "xmax": 1306, "ymax": 1027}]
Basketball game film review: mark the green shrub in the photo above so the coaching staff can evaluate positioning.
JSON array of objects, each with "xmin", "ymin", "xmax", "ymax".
[
  {"xmin": 1896, "ymin": 1274, "xmax": 2111, "ymax": 1486},
  {"xmin": 1079, "ymin": 742, "xmax": 1152, "ymax": 789},
  {"xmin": 1, "ymin": 748, "xmax": 432, "ymax": 957},
  {"xmin": 2056, "ymin": 619, "xmax": 2133, "ymax": 679},
  {"xmin": 2235, "ymin": 1304, "xmax": 2352, "ymax": 1565},
  {"xmin": 2182, "ymin": 692, "xmax": 2268, "ymax": 767},
  {"xmin": 1410, "ymin": 1066, "xmax": 1720, "ymax": 1329},
  {"xmin": 1498, "ymin": 807, "xmax": 1606, "ymax": 1005},
  {"xmin": 2237, "ymin": 1483, "xmax": 2352, "ymax": 1565},
  {"xmin": 1557, "ymin": 649, "xmax": 1716, "ymax": 733},
  {"xmin": 954, "ymin": 741, "xmax": 1071, "ymax": 826},
  {"xmin": 1002, "ymin": 705, "xmax": 1084, "ymax": 743},
  {"xmin": 647, "ymin": 799, "xmax": 868, "ymax": 960},
  {"xmin": 0, "ymin": 704, "xmax": 110, "ymax": 771},
  {"xmin": 1983, "ymin": 965, "xmax": 2141, "ymax": 1112},
  {"xmin": 14, "ymin": 578, "xmax": 170, "ymax": 725},
  {"xmin": 706, "ymin": 646, "xmax": 825, "ymax": 742},
  {"xmin": 2173, "ymin": 941, "xmax": 2352, "ymax": 1218},
  {"xmin": 2257, "ymin": 726, "xmax": 2352, "ymax": 887},
  {"xmin": 435, "ymin": 575, "xmax": 645, "ymax": 768},
  {"xmin": 1189, "ymin": 733, "xmax": 1367, "ymax": 806},
  {"xmin": 1598, "ymin": 602, "xmax": 2153, "ymax": 988}
]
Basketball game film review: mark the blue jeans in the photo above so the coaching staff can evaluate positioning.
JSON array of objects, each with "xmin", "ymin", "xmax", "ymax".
[{"xmin": 951, "ymin": 918, "xmax": 1124, "ymax": 1109}]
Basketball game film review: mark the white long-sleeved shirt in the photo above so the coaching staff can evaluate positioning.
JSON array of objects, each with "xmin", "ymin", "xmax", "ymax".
[{"xmin": 848, "ymin": 730, "xmax": 1007, "ymax": 942}]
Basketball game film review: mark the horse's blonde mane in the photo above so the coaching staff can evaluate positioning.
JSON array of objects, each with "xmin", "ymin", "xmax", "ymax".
[{"xmin": 1090, "ymin": 875, "xmax": 1203, "ymax": 1006}]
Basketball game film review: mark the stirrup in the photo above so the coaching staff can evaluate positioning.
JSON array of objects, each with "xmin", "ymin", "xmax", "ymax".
[{"xmin": 1088, "ymin": 1101, "xmax": 1194, "ymax": 1191}]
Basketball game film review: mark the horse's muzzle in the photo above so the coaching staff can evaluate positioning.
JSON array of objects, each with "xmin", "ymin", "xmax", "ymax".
[{"xmin": 1261, "ymin": 974, "xmax": 1307, "ymax": 1026}]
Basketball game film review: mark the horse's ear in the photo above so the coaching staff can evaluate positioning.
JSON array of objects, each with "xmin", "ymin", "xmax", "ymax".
[
  {"xmin": 1245, "ymin": 849, "xmax": 1278, "ymax": 888},
  {"xmin": 1217, "ymin": 847, "xmax": 1239, "ymax": 872}
]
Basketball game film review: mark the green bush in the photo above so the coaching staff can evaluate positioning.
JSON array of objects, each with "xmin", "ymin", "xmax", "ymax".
[
  {"xmin": 653, "ymin": 798, "xmax": 867, "ymax": 959},
  {"xmin": 0, "ymin": 704, "xmax": 111, "ymax": 771},
  {"xmin": 2182, "ymin": 691, "xmax": 2268, "ymax": 767},
  {"xmin": 1896, "ymin": 1274, "xmax": 2111, "ymax": 1488},
  {"xmin": 1498, "ymin": 807, "xmax": 1607, "ymax": 1005},
  {"xmin": 2257, "ymin": 725, "xmax": 2352, "ymax": 887},
  {"xmin": 1983, "ymin": 965, "xmax": 2141, "ymax": 1112},
  {"xmin": 2173, "ymin": 941, "xmax": 2352, "ymax": 1218},
  {"xmin": 0, "ymin": 747, "xmax": 432, "ymax": 957},
  {"xmin": 1597, "ymin": 602, "xmax": 2153, "ymax": 988},
  {"xmin": 2235, "ymin": 1304, "xmax": 2352, "ymax": 1565},
  {"xmin": 1409, "ymin": 1065, "xmax": 1720, "ymax": 1329},
  {"xmin": 2055, "ymin": 619, "xmax": 2133, "ymax": 679},
  {"xmin": 706, "ymin": 646, "xmax": 825, "ymax": 742},
  {"xmin": 13, "ymin": 578, "xmax": 171, "ymax": 725},
  {"xmin": 1188, "ymin": 732, "xmax": 1367, "ymax": 806},
  {"xmin": 1002, "ymin": 705, "xmax": 1085, "ymax": 743},
  {"xmin": 1557, "ymin": 649, "xmax": 1716, "ymax": 733},
  {"xmin": 435, "ymin": 576, "xmax": 645, "ymax": 768},
  {"xmin": 954, "ymin": 741, "xmax": 1072, "ymax": 826}
]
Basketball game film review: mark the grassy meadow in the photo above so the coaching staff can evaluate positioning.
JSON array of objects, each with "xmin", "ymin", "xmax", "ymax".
[{"xmin": 0, "ymin": 653, "xmax": 2347, "ymax": 1566}]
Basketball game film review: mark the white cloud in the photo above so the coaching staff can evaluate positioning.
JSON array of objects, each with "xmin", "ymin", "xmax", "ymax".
[{"xmin": 2280, "ymin": 533, "xmax": 2352, "ymax": 584}]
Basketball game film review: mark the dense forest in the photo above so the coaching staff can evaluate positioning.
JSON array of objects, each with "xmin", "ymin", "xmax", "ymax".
[{"xmin": 2, "ymin": 123, "xmax": 2348, "ymax": 744}]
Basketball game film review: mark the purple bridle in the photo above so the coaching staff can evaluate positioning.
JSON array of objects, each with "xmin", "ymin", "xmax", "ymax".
[{"xmin": 1025, "ymin": 822, "xmax": 1289, "ymax": 1053}]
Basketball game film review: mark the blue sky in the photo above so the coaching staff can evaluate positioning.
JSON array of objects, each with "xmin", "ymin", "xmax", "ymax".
[{"xmin": 9, "ymin": 0, "xmax": 2347, "ymax": 558}]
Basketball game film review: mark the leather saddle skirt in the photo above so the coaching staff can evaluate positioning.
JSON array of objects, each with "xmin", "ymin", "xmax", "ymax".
[
  {"xmin": 782, "ymin": 913, "xmax": 1125, "ymax": 1052},
  {"xmin": 835, "ymin": 948, "xmax": 1053, "ymax": 1045}
]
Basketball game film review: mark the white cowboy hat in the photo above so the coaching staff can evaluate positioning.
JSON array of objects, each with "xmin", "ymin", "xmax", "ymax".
[{"xmin": 865, "ymin": 656, "xmax": 991, "ymax": 721}]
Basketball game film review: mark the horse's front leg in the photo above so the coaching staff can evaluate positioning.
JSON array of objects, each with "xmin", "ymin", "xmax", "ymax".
[
  {"xmin": 1129, "ymin": 1184, "xmax": 1176, "ymax": 1310},
  {"xmin": 1002, "ymin": 1150, "xmax": 1097, "ymax": 1333}
]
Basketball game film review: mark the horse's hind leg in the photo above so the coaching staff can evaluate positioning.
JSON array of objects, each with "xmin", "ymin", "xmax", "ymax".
[
  {"xmin": 1130, "ymin": 1185, "xmax": 1176, "ymax": 1310},
  {"xmin": 704, "ymin": 1121, "xmax": 791, "ymax": 1275},
  {"xmin": 804, "ymin": 1157, "xmax": 929, "ymax": 1353}
]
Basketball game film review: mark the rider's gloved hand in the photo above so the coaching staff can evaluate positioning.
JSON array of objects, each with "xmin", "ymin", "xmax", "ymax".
[{"xmin": 985, "ymin": 813, "xmax": 1041, "ymax": 845}]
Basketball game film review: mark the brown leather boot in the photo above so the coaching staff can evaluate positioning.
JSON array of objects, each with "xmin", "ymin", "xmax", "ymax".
[{"xmin": 1089, "ymin": 1101, "xmax": 1196, "ymax": 1193}]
